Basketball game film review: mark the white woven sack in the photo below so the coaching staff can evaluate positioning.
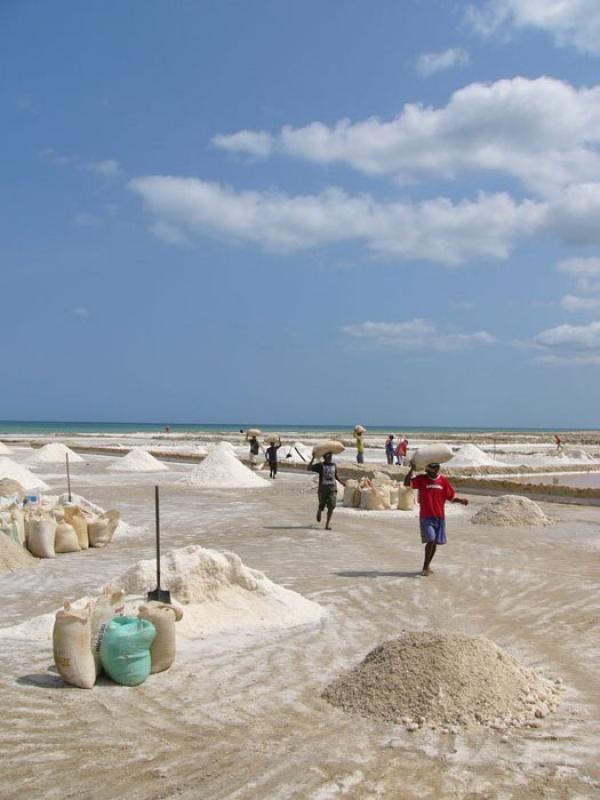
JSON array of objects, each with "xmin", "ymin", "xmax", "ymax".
[
  {"xmin": 398, "ymin": 487, "xmax": 415, "ymax": 511},
  {"xmin": 138, "ymin": 602, "xmax": 182, "ymax": 673},
  {"xmin": 88, "ymin": 510, "xmax": 120, "ymax": 548},
  {"xmin": 53, "ymin": 602, "xmax": 96, "ymax": 689},
  {"xmin": 64, "ymin": 506, "xmax": 89, "ymax": 549},
  {"xmin": 343, "ymin": 481, "xmax": 358, "ymax": 506},
  {"xmin": 360, "ymin": 488, "xmax": 384, "ymax": 511},
  {"xmin": 312, "ymin": 440, "xmax": 345, "ymax": 459},
  {"xmin": 411, "ymin": 444, "xmax": 454, "ymax": 470},
  {"xmin": 55, "ymin": 522, "xmax": 81, "ymax": 554},
  {"xmin": 26, "ymin": 514, "xmax": 57, "ymax": 558}
]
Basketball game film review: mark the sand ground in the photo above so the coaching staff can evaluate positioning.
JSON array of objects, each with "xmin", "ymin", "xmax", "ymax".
[{"xmin": 0, "ymin": 455, "xmax": 599, "ymax": 800}]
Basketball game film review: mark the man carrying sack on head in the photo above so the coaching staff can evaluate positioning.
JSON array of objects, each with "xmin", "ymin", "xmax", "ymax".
[
  {"xmin": 404, "ymin": 460, "xmax": 468, "ymax": 576},
  {"xmin": 307, "ymin": 452, "xmax": 345, "ymax": 531}
]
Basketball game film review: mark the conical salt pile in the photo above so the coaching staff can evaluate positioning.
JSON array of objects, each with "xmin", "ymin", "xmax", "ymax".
[
  {"xmin": 323, "ymin": 631, "xmax": 561, "ymax": 731},
  {"xmin": 28, "ymin": 443, "xmax": 85, "ymax": 464},
  {"xmin": 108, "ymin": 448, "xmax": 167, "ymax": 472},
  {"xmin": 186, "ymin": 444, "xmax": 269, "ymax": 488}
]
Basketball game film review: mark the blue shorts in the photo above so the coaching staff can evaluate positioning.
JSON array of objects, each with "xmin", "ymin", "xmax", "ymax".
[{"xmin": 420, "ymin": 516, "xmax": 447, "ymax": 545}]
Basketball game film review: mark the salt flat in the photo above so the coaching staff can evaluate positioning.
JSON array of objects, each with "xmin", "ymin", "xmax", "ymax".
[{"xmin": 0, "ymin": 452, "xmax": 599, "ymax": 800}]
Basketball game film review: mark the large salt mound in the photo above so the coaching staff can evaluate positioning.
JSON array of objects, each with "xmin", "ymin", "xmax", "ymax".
[
  {"xmin": 449, "ymin": 444, "xmax": 506, "ymax": 468},
  {"xmin": 471, "ymin": 495, "xmax": 553, "ymax": 527},
  {"xmin": 186, "ymin": 444, "xmax": 269, "ymax": 488},
  {"xmin": 116, "ymin": 545, "xmax": 322, "ymax": 633},
  {"xmin": 108, "ymin": 447, "xmax": 167, "ymax": 472},
  {"xmin": 0, "ymin": 441, "xmax": 13, "ymax": 455},
  {"xmin": 0, "ymin": 535, "xmax": 38, "ymax": 574},
  {"xmin": 0, "ymin": 458, "xmax": 49, "ymax": 491},
  {"xmin": 323, "ymin": 631, "xmax": 561, "ymax": 730},
  {"xmin": 281, "ymin": 441, "xmax": 312, "ymax": 464},
  {"xmin": 27, "ymin": 442, "xmax": 85, "ymax": 464}
]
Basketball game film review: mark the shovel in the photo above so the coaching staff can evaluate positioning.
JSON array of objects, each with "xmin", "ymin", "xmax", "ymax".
[{"xmin": 146, "ymin": 485, "xmax": 171, "ymax": 604}]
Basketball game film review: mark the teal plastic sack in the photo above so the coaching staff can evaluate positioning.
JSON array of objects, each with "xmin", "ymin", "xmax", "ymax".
[{"xmin": 99, "ymin": 616, "xmax": 156, "ymax": 686}]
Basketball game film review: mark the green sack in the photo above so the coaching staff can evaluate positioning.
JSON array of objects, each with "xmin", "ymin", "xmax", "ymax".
[{"xmin": 99, "ymin": 616, "xmax": 156, "ymax": 686}]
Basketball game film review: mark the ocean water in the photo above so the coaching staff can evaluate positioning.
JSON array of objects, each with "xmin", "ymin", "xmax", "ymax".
[{"xmin": 0, "ymin": 420, "xmax": 579, "ymax": 436}]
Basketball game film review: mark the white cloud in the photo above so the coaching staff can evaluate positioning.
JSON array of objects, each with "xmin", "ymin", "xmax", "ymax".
[
  {"xmin": 82, "ymin": 159, "xmax": 120, "ymax": 177},
  {"xmin": 466, "ymin": 0, "xmax": 600, "ymax": 56},
  {"xmin": 557, "ymin": 256, "xmax": 600, "ymax": 292},
  {"xmin": 531, "ymin": 320, "xmax": 600, "ymax": 364},
  {"xmin": 149, "ymin": 221, "xmax": 190, "ymax": 246},
  {"xmin": 212, "ymin": 130, "xmax": 273, "ymax": 159},
  {"xmin": 341, "ymin": 319, "xmax": 496, "ymax": 352},
  {"xmin": 560, "ymin": 294, "xmax": 600, "ymax": 312},
  {"xmin": 40, "ymin": 149, "xmax": 120, "ymax": 177},
  {"xmin": 73, "ymin": 307, "xmax": 89, "ymax": 319},
  {"xmin": 128, "ymin": 175, "xmax": 544, "ymax": 264},
  {"xmin": 416, "ymin": 47, "xmax": 470, "ymax": 77},
  {"xmin": 212, "ymin": 78, "xmax": 600, "ymax": 196}
]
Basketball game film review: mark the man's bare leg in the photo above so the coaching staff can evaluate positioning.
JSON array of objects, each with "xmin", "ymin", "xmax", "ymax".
[
  {"xmin": 325, "ymin": 509, "xmax": 334, "ymax": 530},
  {"xmin": 421, "ymin": 542, "xmax": 437, "ymax": 575}
]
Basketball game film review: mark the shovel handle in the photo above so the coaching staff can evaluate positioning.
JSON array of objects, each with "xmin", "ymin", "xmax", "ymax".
[{"xmin": 155, "ymin": 486, "xmax": 161, "ymax": 589}]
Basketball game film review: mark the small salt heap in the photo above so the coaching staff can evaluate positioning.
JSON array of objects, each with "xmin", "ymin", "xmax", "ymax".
[
  {"xmin": 186, "ymin": 443, "xmax": 270, "ymax": 488},
  {"xmin": 108, "ymin": 448, "xmax": 167, "ymax": 472},
  {"xmin": 449, "ymin": 444, "xmax": 506, "ymax": 468},
  {"xmin": 28, "ymin": 443, "xmax": 85, "ymax": 464},
  {"xmin": 0, "ymin": 458, "xmax": 49, "ymax": 491},
  {"xmin": 471, "ymin": 495, "xmax": 553, "ymax": 527}
]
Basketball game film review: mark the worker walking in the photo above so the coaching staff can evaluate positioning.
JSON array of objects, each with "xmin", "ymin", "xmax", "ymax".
[
  {"xmin": 265, "ymin": 440, "xmax": 282, "ymax": 479},
  {"xmin": 404, "ymin": 460, "xmax": 468, "ymax": 576},
  {"xmin": 308, "ymin": 452, "xmax": 345, "ymax": 530}
]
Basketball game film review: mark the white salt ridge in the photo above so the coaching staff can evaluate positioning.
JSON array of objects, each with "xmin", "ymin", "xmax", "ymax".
[
  {"xmin": 450, "ymin": 444, "xmax": 508, "ymax": 468},
  {"xmin": 186, "ymin": 444, "xmax": 270, "ymax": 488},
  {"xmin": 108, "ymin": 447, "xmax": 167, "ymax": 472},
  {"xmin": 27, "ymin": 442, "xmax": 85, "ymax": 464},
  {"xmin": 0, "ymin": 441, "xmax": 13, "ymax": 455},
  {"xmin": 0, "ymin": 458, "xmax": 49, "ymax": 491},
  {"xmin": 117, "ymin": 545, "xmax": 323, "ymax": 634}
]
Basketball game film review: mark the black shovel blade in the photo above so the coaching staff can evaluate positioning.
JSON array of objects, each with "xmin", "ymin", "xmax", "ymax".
[{"xmin": 146, "ymin": 588, "xmax": 172, "ymax": 603}]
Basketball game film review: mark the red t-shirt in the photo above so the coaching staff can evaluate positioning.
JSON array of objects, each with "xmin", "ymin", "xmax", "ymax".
[{"xmin": 411, "ymin": 474, "xmax": 455, "ymax": 518}]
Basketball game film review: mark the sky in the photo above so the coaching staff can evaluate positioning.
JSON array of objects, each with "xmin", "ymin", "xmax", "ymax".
[{"xmin": 2, "ymin": 0, "xmax": 600, "ymax": 428}]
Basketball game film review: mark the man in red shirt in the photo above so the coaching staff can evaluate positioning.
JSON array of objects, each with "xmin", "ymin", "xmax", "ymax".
[{"xmin": 404, "ymin": 461, "xmax": 469, "ymax": 576}]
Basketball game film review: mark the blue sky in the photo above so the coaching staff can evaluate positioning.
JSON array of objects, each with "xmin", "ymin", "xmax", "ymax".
[{"xmin": 2, "ymin": 0, "xmax": 600, "ymax": 428}]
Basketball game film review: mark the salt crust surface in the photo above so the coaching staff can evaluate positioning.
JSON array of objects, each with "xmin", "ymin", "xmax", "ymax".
[
  {"xmin": 186, "ymin": 443, "xmax": 270, "ymax": 488},
  {"xmin": 0, "ymin": 545, "xmax": 322, "ymax": 640},
  {"xmin": 323, "ymin": 631, "xmax": 561, "ymax": 731},
  {"xmin": 0, "ymin": 441, "xmax": 13, "ymax": 455},
  {"xmin": 0, "ymin": 458, "xmax": 49, "ymax": 491},
  {"xmin": 27, "ymin": 443, "xmax": 84, "ymax": 464},
  {"xmin": 108, "ymin": 447, "xmax": 167, "ymax": 472},
  {"xmin": 471, "ymin": 495, "xmax": 553, "ymax": 527}
]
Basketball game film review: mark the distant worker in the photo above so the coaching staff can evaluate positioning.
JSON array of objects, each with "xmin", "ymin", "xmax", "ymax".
[
  {"xmin": 249, "ymin": 435, "xmax": 260, "ymax": 468},
  {"xmin": 396, "ymin": 436, "xmax": 408, "ymax": 466},
  {"xmin": 404, "ymin": 460, "xmax": 468, "ymax": 577},
  {"xmin": 308, "ymin": 451, "xmax": 346, "ymax": 530},
  {"xmin": 385, "ymin": 434, "xmax": 395, "ymax": 465},
  {"xmin": 554, "ymin": 433, "xmax": 562, "ymax": 451},
  {"xmin": 354, "ymin": 428, "xmax": 365, "ymax": 464},
  {"xmin": 265, "ymin": 440, "xmax": 282, "ymax": 479},
  {"xmin": 164, "ymin": 425, "xmax": 171, "ymax": 433}
]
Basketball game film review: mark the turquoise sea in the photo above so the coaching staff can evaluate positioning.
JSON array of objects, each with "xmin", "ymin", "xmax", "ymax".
[{"xmin": 0, "ymin": 420, "xmax": 585, "ymax": 435}]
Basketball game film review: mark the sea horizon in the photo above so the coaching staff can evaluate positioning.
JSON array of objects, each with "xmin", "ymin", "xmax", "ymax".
[{"xmin": 0, "ymin": 420, "xmax": 595, "ymax": 436}]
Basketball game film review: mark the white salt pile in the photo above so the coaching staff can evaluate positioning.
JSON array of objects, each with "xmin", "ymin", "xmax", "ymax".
[
  {"xmin": 471, "ymin": 495, "xmax": 553, "ymax": 527},
  {"xmin": 108, "ymin": 447, "xmax": 167, "ymax": 472},
  {"xmin": 323, "ymin": 631, "xmax": 561, "ymax": 731},
  {"xmin": 0, "ymin": 535, "xmax": 38, "ymax": 574},
  {"xmin": 27, "ymin": 442, "xmax": 85, "ymax": 464},
  {"xmin": 118, "ymin": 545, "xmax": 322, "ymax": 633},
  {"xmin": 0, "ymin": 441, "xmax": 13, "ymax": 455},
  {"xmin": 449, "ymin": 444, "xmax": 507, "ymax": 468},
  {"xmin": 0, "ymin": 458, "xmax": 49, "ymax": 491},
  {"xmin": 282, "ymin": 441, "xmax": 312, "ymax": 464},
  {"xmin": 186, "ymin": 444, "xmax": 270, "ymax": 488}
]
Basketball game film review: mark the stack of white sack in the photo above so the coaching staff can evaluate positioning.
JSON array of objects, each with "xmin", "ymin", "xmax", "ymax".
[
  {"xmin": 0, "ymin": 492, "xmax": 121, "ymax": 559},
  {"xmin": 343, "ymin": 474, "xmax": 415, "ymax": 511},
  {"xmin": 53, "ymin": 587, "xmax": 183, "ymax": 689}
]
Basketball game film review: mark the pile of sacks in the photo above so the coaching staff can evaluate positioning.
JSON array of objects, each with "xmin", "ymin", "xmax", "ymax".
[
  {"xmin": 53, "ymin": 587, "xmax": 182, "ymax": 689},
  {"xmin": 0, "ymin": 490, "xmax": 120, "ymax": 559},
  {"xmin": 343, "ymin": 474, "xmax": 415, "ymax": 511}
]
